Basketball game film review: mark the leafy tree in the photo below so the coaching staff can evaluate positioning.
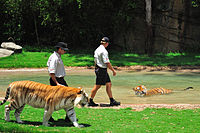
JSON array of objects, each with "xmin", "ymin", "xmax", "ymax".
[
  {"xmin": 1, "ymin": 0, "xmax": 22, "ymax": 42},
  {"xmin": 1, "ymin": 0, "xmax": 199, "ymax": 53}
]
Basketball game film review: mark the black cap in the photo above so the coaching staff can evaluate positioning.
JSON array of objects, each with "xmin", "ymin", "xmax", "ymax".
[
  {"xmin": 55, "ymin": 42, "xmax": 69, "ymax": 51},
  {"xmin": 101, "ymin": 37, "xmax": 110, "ymax": 43}
]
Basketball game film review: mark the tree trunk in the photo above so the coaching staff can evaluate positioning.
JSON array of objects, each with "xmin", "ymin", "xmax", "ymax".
[
  {"xmin": 33, "ymin": 13, "xmax": 40, "ymax": 46},
  {"xmin": 180, "ymin": 0, "xmax": 192, "ymax": 52},
  {"xmin": 145, "ymin": 0, "xmax": 153, "ymax": 56}
]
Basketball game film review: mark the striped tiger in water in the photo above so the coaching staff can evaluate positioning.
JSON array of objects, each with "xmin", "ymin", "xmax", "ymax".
[
  {"xmin": 133, "ymin": 85, "xmax": 173, "ymax": 96},
  {"xmin": 0, "ymin": 80, "xmax": 88, "ymax": 127},
  {"xmin": 133, "ymin": 85, "xmax": 193, "ymax": 96}
]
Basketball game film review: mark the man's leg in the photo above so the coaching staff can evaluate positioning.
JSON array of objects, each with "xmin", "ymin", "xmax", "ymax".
[
  {"xmin": 106, "ymin": 82, "xmax": 121, "ymax": 106},
  {"xmin": 88, "ymin": 85, "xmax": 101, "ymax": 106},
  {"xmin": 91, "ymin": 85, "xmax": 101, "ymax": 99},
  {"xmin": 106, "ymin": 82, "xmax": 113, "ymax": 98}
]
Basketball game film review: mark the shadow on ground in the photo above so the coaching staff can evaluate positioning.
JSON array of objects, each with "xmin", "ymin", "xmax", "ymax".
[{"xmin": 5, "ymin": 119, "xmax": 91, "ymax": 127}]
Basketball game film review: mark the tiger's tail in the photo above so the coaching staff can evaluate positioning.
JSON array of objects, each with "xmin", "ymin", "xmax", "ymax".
[
  {"xmin": 0, "ymin": 87, "xmax": 11, "ymax": 105},
  {"xmin": 184, "ymin": 87, "xmax": 194, "ymax": 90}
]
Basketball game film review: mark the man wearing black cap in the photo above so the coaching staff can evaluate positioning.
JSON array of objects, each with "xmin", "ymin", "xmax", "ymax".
[
  {"xmin": 88, "ymin": 37, "xmax": 121, "ymax": 106},
  {"xmin": 47, "ymin": 42, "xmax": 70, "ymax": 122}
]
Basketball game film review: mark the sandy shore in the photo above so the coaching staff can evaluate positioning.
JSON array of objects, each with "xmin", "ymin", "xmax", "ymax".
[
  {"xmin": 0, "ymin": 66, "xmax": 199, "ymax": 72},
  {"xmin": 87, "ymin": 103, "xmax": 200, "ymax": 111}
]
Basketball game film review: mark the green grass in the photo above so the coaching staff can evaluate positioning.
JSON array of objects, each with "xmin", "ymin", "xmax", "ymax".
[
  {"xmin": 0, "ymin": 51, "xmax": 200, "ymax": 68},
  {"xmin": 0, "ymin": 52, "xmax": 94, "ymax": 68},
  {"xmin": 0, "ymin": 104, "xmax": 200, "ymax": 132},
  {"xmin": 111, "ymin": 52, "xmax": 200, "ymax": 66}
]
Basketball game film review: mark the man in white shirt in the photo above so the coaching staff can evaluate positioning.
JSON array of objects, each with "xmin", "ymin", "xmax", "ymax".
[
  {"xmin": 47, "ymin": 42, "xmax": 69, "ymax": 122},
  {"xmin": 47, "ymin": 42, "xmax": 68, "ymax": 87},
  {"xmin": 89, "ymin": 37, "xmax": 120, "ymax": 106}
]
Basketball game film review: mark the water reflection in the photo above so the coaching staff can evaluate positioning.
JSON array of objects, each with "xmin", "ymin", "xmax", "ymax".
[{"xmin": 0, "ymin": 69, "xmax": 199, "ymax": 104}]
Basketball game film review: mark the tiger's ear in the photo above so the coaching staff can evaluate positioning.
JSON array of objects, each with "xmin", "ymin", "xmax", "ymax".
[
  {"xmin": 133, "ymin": 87, "xmax": 137, "ymax": 91},
  {"xmin": 77, "ymin": 88, "xmax": 83, "ymax": 94}
]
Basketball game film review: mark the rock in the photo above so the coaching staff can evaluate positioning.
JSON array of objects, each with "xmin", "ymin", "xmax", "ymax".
[
  {"xmin": 1, "ymin": 42, "xmax": 22, "ymax": 53},
  {"xmin": 0, "ymin": 48, "xmax": 14, "ymax": 57}
]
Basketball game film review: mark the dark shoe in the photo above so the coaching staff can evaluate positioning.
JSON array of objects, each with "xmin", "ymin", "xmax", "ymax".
[
  {"xmin": 49, "ymin": 117, "xmax": 55, "ymax": 122},
  {"xmin": 110, "ymin": 100, "xmax": 120, "ymax": 106},
  {"xmin": 88, "ymin": 101, "xmax": 98, "ymax": 107}
]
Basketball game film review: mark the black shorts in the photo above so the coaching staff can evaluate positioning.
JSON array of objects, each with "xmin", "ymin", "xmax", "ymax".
[
  {"xmin": 50, "ymin": 77, "xmax": 68, "ymax": 86},
  {"xmin": 95, "ymin": 65, "xmax": 111, "ymax": 85}
]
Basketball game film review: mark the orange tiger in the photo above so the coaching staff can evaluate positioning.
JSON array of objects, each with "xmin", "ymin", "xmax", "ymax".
[
  {"xmin": 133, "ymin": 85, "xmax": 172, "ymax": 96},
  {"xmin": 0, "ymin": 80, "xmax": 88, "ymax": 127}
]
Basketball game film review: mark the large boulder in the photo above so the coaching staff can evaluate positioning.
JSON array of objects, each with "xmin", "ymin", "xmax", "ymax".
[
  {"xmin": 0, "ymin": 48, "xmax": 14, "ymax": 57},
  {"xmin": 1, "ymin": 42, "xmax": 22, "ymax": 53}
]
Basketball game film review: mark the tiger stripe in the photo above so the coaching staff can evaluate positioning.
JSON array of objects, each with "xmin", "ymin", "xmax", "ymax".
[
  {"xmin": 133, "ymin": 85, "xmax": 172, "ymax": 96},
  {"xmin": 0, "ymin": 87, "xmax": 11, "ymax": 105}
]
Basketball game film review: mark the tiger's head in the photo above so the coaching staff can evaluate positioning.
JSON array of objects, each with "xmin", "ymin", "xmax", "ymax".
[
  {"xmin": 133, "ymin": 85, "xmax": 147, "ymax": 96},
  {"xmin": 74, "ymin": 89, "xmax": 88, "ymax": 107}
]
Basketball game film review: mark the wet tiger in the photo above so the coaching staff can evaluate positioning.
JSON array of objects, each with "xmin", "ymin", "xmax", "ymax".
[
  {"xmin": 133, "ymin": 85, "xmax": 172, "ymax": 96},
  {"xmin": 133, "ymin": 85, "xmax": 193, "ymax": 96},
  {"xmin": 0, "ymin": 80, "xmax": 88, "ymax": 128}
]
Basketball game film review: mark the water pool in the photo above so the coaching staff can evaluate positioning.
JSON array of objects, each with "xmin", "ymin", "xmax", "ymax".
[{"xmin": 0, "ymin": 68, "xmax": 199, "ymax": 104}]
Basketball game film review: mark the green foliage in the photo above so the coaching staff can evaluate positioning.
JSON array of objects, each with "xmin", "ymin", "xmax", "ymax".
[
  {"xmin": 0, "ymin": 104, "xmax": 200, "ymax": 132},
  {"xmin": 1, "ymin": 0, "xmax": 22, "ymax": 41},
  {"xmin": 0, "ymin": 52, "xmax": 200, "ymax": 68},
  {"xmin": 0, "ymin": 0, "xmax": 138, "ymax": 49},
  {"xmin": 192, "ymin": 0, "xmax": 200, "ymax": 7},
  {"xmin": 0, "ymin": 0, "xmax": 199, "ymax": 53}
]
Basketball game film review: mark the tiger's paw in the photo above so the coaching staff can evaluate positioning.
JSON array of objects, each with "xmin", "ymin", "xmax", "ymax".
[
  {"xmin": 5, "ymin": 105, "xmax": 10, "ymax": 122},
  {"xmin": 15, "ymin": 116, "xmax": 24, "ymax": 124},
  {"xmin": 17, "ymin": 120, "xmax": 24, "ymax": 124},
  {"xmin": 73, "ymin": 122, "xmax": 84, "ymax": 128},
  {"xmin": 5, "ymin": 117, "xmax": 10, "ymax": 122},
  {"xmin": 43, "ymin": 122, "xmax": 50, "ymax": 127},
  {"xmin": 78, "ymin": 124, "xmax": 85, "ymax": 128},
  {"xmin": 5, "ymin": 115, "xmax": 10, "ymax": 122}
]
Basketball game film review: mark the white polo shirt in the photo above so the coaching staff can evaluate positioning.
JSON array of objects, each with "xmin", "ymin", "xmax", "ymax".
[
  {"xmin": 94, "ymin": 45, "xmax": 110, "ymax": 68},
  {"xmin": 47, "ymin": 51, "xmax": 66, "ymax": 77}
]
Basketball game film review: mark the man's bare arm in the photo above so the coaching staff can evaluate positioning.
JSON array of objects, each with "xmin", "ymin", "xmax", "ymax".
[{"xmin": 106, "ymin": 62, "xmax": 116, "ymax": 76}]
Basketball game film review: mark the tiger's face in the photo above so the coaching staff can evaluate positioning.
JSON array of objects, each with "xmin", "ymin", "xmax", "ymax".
[
  {"xmin": 133, "ymin": 85, "xmax": 147, "ymax": 96},
  {"xmin": 74, "ymin": 89, "xmax": 88, "ymax": 107}
]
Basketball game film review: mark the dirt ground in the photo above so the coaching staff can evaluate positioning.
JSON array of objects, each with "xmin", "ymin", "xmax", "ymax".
[
  {"xmin": 0, "ymin": 65, "xmax": 200, "ymax": 72},
  {"xmin": 0, "ymin": 66, "xmax": 200, "ymax": 110},
  {"xmin": 86, "ymin": 103, "xmax": 200, "ymax": 111}
]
